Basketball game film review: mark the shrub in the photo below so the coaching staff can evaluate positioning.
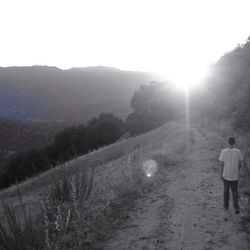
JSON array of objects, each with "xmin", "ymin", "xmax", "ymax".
[
  {"xmin": 48, "ymin": 162, "xmax": 94, "ymax": 204},
  {"xmin": 85, "ymin": 113, "xmax": 126, "ymax": 150}
]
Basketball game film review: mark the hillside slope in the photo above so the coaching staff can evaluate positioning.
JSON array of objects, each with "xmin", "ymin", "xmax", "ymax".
[
  {"xmin": 0, "ymin": 122, "xmax": 249, "ymax": 249},
  {"xmin": 0, "ymin": 66, "xmax": 160, "ymax": 123}
]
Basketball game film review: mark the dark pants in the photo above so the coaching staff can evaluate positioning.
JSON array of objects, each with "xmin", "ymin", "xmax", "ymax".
[{"xmin": 223, "ymin": 178, "xmax": 239, "ymax": 210}]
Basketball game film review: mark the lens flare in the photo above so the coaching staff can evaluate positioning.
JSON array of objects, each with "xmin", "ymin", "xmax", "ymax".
[{"xmin": 142, "ymin": 159, "xmax": 158, "ymax": 178}]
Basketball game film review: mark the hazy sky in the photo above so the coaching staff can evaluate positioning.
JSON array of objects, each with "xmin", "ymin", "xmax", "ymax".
[{"xmin": 1, "ymin": 0, "xmax": 250, "ymax": 85}]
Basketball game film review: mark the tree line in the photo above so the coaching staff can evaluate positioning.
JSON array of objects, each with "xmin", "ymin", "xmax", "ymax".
[{"xmin": 0, "ymin": 113, "xmax": 125, "ymax": 188}]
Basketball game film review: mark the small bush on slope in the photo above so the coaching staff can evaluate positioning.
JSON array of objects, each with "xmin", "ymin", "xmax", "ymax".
[{"xmin": 48, "ymin": 161, "xmax": 94, "ymax": 203}]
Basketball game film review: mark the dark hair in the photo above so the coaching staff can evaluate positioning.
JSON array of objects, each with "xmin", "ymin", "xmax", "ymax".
[{"xmin": 228, "ymin": 136, "xmax": 235, "ymax": 145}]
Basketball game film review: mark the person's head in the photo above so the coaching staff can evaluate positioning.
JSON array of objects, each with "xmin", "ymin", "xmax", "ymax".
[{"xmin": 228, "ymin": 136, "xmax": 235, "ymax": 146}]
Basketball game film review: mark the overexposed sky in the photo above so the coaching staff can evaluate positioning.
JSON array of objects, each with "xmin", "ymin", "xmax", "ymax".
[{"xmin": 1, "ymin": 0, "xmax": 250, "ymax": 85}]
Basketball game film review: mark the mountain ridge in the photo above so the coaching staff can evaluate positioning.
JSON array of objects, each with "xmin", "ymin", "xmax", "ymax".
[{"xmin": 0, "ymin": 66, "xmax": 161, "ymax": 123}]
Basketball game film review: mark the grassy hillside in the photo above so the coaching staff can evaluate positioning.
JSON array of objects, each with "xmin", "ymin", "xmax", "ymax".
[
  {"xmin": 0, "ymin": 66, "xmax": 161, "ymax": 123},
  {"xmin": 0, "ymin": 121, "xmax": 249, "ymax": 249},
  {"xmin": 0, "ymin": 121, "xmax": 179, "ymax": 199},
  {"xmin": 0, "ymin": 122, "xmax": 184, "ymax": 248}
]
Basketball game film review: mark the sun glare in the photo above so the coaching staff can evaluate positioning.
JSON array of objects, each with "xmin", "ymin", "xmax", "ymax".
[
  {"xmin": 171, "ymin": 77, "xmax": 202, "ymax": 91},
  {"xmin": 160, "ymin": 56, "xmax": 209, "ymax": 91}
]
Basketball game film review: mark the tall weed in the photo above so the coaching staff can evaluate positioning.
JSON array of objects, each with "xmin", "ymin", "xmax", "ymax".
[
  {"xmin": 0, "ymin": 159, "xmax": 95, "ymax": 250},
  {"xmin": 240, "ymin": 136, "xmax": 250, "ymax": 177},
  {"xmin": 0, "ymin": 188, "xmax": 43, "ymax": 250},
  {"xmin": 48, "ymin": 160, "xmax": 94, "ymax": 204},
  {"xmin": 41, "ymin": 161, "xmax": 95, "ymax": 249}
]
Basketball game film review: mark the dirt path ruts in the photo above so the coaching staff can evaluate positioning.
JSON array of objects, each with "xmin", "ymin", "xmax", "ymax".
[{"xmin": 103, "ymin": 126, "xmax": 249, "ymax": 250}]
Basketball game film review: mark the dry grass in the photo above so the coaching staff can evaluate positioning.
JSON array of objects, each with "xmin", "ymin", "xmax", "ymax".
[
  {"xmin": 238, "ymin": 135, "xmax": 250, "ymax": 231},
  {"xmin": 0, "ymin": 121, "xmax": 175, "ymax": 200},
  {"xmin": 0, "ymin": 163, "xmax": 95, "ymax": 249},
  {"xmin": 0, "ymin": 121, "xmax": 181, "ymax": 249},
  {"xmin": 0, "ymin": 188, "xmax": 43, "ymax": 250},
  {"xmin": 77, "ymin": 144, "xmax": 178, "ymax": 248},
  {"xmin": 0, "ymin": 144, "xmax": 177, "ymax": 249}
]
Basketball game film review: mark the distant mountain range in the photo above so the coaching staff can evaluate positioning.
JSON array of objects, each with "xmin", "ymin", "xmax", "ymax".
[{"xmin": 0, "ymin": 66, "xmax": 161, "ymax": 123}]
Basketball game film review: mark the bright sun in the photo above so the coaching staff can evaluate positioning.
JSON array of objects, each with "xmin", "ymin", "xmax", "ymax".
[
  {"xmin": 159, "ymin": 56, "xmax": 209, "ymax": 90},
  {"xmin": 170, "ymin": 71, "xmax": 205, "ymax": 90}
]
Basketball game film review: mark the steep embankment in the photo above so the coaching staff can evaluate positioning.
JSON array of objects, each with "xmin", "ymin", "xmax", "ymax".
[{"xmin": 0, "ymin": 122, "xmax": 249, "ymax": 249}]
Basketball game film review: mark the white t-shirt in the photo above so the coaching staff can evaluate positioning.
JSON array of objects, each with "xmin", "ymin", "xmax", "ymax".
[{"xmin": 219, "ymin": 148, "xmax": 243, "ymax": 181}]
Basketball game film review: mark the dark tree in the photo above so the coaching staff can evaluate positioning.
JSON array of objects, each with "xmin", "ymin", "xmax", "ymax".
[
  {"xmin": 85, "ymin": 113, "xmax": 125, "ymax": 150},
  {"xmin": 127, "ymin": 82, "xmax": 182, "ymax": 135}
]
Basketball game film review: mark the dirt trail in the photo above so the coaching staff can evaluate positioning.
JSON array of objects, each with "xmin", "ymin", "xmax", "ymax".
[{"xmin": 103, "ymin": 126, "xmax": 249, "ymax": 250}]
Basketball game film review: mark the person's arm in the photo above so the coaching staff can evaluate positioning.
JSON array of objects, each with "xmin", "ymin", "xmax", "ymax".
[
  {"xmin": 219, "ymin": 150, "xmax": 224, "ymax": 180},
  {"xmin": 239, "ymin": 160, "xmax": 243, "ymax": 170},
  {"xmin": 238, "ymin": 151, "xmax": 243, "ymax": 173},
  {"xmin": 220, "ymin": 161, "xmax": 224, "ymax": 180}
]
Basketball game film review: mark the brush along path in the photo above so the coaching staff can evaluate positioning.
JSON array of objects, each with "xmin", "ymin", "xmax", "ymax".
[{"xmin": 103, "ymin": 126, "xmax": 249, "ymax": 250}]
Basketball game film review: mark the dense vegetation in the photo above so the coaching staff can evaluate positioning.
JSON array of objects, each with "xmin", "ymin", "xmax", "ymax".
[
  {"xmin": 198, "ymin": 37, "xmax": 250, "ymax": 130},
  {"xmin": 0, "ymin": 119, "xmax": 63, "ymax": 152},
  {"xmin": 0, "ymin": 113, "xmax": 125, "ymax": 189},
  {"xmin": 127, "ymin": 81, "xmax": 183, "ymax": 135},
  {"xmin": 0, "ymin": 119, "xmax": 64, "ymax": 177}
]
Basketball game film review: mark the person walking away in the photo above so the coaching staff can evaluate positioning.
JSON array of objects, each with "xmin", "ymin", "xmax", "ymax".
[{"xmin": 219, "ymin": 136, "xmax": 243, "ymax": 214}]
